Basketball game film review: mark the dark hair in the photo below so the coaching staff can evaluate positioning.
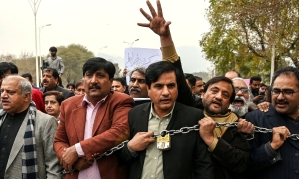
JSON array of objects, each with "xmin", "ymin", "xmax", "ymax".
[
  {"xmin": 66, "ymin": 83, "xmax": 75, "ymax": 89},
  {"xmin": 226, "ymin": 70, "xmax": 241, "ymax": 78},
  {"xmin": 271, "ymin": 66, "xmax": 299, "ymax": 88},
  {"xmin": 49, "ymin": 46, "xmax": 57, "ymax": 52},
  {"xmin": 204, "ymin": 76, "xmax": 236, "ymax": 103},
  {"xmin": 82, "ymin": 57, "xmax": 115, "ymax": 79},
  {"xmin": 43, "ymin": 91, "xmax": 64, "ymax": 105},
  {"xmin": 184, "ymin": 73, "xmax": 196, "ymax": 86},
  {"xmin": 145, "ymin": 61, "xmax": 178, "ymax": 88},
  {"xmin": 250, "ymin": 76, "xmax": 262, "ymax": 84},
  {"xmin": 0, "ymin": 62, "xmax": 12, "ymax": 76},
  {"xmin": 8, "ymin": 62, "xmax": 18, "ymax": 74},
  {"xmin": 43, "ymin": 68, "xmax": 59, "ymax": 79},
  {"xmin": 75, "ymin": 80, "xmax": 84, "ymax": 89},
  {"xmin": 113, "ymin": 77, "xmax": 126, "ymax": 87},
  {"xmin": 195, "ymin": 76, "xmax": 203, "ymax": 81},
  {"xmin": 21, "ymin": 73, "xmax": 33, "ymax": 82},
  {"xmin": 260, "ymin": 83, "xmax": 267, "ymax": 87}
]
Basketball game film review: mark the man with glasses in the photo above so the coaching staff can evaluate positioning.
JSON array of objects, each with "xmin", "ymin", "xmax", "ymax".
[
  {"xmin": 245, "ymin": 66, "xmax": 299, "ymax": 178},
  {"xmin": 229, "ymin": 78, "xmax": 257, "ymax": 117}
]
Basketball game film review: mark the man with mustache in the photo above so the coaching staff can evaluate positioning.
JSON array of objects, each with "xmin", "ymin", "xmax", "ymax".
[
  {"xmin": 245, "ymin": 66, "xmax": 299, "ymax": 178},
  {"xmin": 128, "ymin": 67, "xmax": 151, "ymax": 106},
  {"xmin": 0, "ymin": 75, "xmax": 62, "ymax": 178},
  {"xmin": 199, "ymin": 76, "xmax": 254, "ymax": 179},
  {"xmin": 40, "ymin": 68, "xmax": 74, "ymax": 100},
  {"xmin": 54, "ymin": 57, "xmax": 134, "ymax": 179},
  {"xmin": 229, "ymin": 78, "xmax": 257, "ymax": 118}
]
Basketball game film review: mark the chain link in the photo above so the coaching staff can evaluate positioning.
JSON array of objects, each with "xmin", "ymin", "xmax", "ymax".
[{"xmin": 62, "ymin": 122, "xmax": 299, "ymax": 174}]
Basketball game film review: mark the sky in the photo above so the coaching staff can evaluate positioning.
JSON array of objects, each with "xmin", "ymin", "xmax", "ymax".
[{"xmin": 0, "ymin": 0, "xmax": 211, "ymax": 73}]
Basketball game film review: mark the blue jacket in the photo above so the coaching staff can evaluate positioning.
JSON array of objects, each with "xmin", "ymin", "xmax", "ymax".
[{"xmin": 246, "ymin": 105, "xmax": 299, "ymax": 179}]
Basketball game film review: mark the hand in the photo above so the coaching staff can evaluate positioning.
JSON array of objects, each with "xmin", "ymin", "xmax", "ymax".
[
  {"xmin": 73, "ymin": 157, "xmax": 94, "ymax": 171},
  {"xmin": 122, "ymin": 68, "xmax": 127, "ymax": 77},
  {"xmin": 257, "ymin": 102, "xmax": 270, "ymax": 112},
  {"xmin": 198, "ymin": 117, "xmax": 216, "ymax": 146},
  {"xmin": 61, "ymin": 146, "xmax": 78, "ymax": 172},
  {"xmin": 253, "ymin": 95, "xmax": 264, "ymax": 102},
  {"xmin": 237, "ymin": 119, "xmax": 254, "ymax": 134},
  {"xmin": 270, "ymin": 126, "xmax": 290, "ymax": 150},
  {"xmin": 137, "ymin": 0, "xmax": 171, "ymax": 38},
  {"xmin": 127, "ymin": 132, "xmax": 155, "ymax": 152}
]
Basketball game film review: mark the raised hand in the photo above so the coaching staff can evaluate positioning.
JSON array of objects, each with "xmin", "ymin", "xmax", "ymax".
[{"xmin": 137, "ymin": 0, "xmax": 171, "ymax": 38}]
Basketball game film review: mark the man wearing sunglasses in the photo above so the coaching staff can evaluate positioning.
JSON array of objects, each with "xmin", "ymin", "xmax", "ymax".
[{"xmin": 245, "ymin": 66, "xmax": 299, "ymax": 178}]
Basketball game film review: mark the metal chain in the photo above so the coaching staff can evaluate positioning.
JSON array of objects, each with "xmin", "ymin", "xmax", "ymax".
[
  {"xmin": 62, "ymin": 122, "xmax": 299, "ymax": 174},
  {"xmin": 93, "ymin": 140, "xmax": 129, "ymax": 160}
]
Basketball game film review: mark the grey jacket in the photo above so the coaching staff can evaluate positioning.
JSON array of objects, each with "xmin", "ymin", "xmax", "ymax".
[
  {"xmin": 3, "ymin": 110, "xmax": 63, "ymax": 179},
  {"xmin": 47, "ymin": 56, "xmax": 64, "ymax": 74}
]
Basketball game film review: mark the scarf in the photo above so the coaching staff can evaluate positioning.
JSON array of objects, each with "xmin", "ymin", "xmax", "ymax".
[
  {"xmin": 0, "ymin": 102, "xmax": 38, "ymax": 178},
  {"xmin": 203, "ymin": 110, "xmax": 238, "ymax": 138}
]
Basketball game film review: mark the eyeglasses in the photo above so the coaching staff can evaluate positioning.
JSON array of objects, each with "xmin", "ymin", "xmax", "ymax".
[
  {"xmin": 234, "ymin": 87, "xmax": 249, "ymax": 94},
  {"xmin": 271, "ymin": 89, "xmax": 299, "ymax": 98}
]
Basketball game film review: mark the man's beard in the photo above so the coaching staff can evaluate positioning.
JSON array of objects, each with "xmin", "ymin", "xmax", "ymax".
[{"xmin": 229, "ymin": 96, "xmax": 249, "ymax": 117}]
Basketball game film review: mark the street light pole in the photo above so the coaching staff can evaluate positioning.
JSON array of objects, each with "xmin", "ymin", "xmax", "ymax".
[
  {"xmin": 123, "ymin": 38, "xmax": 139, "ymax": 47},
  {"xmin": 39, "ymin": 24, "xmax": 51, "ymax": 81},
  {"xmin": 28, "ymin": 0, "xmax": 42, "ymax": 87}
]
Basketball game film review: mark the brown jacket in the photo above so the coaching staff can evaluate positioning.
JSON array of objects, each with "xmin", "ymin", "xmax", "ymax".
[{"xmin": 54, "ymin": 91, "xmax": 134, "ymax": 179}]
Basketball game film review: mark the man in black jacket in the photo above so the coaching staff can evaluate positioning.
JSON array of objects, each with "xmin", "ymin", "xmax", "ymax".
[
  {"xmin": 40, "ymin": 68, "xmax": 74, "ymax": 100},
  {"xmin": 199, "ymin": 76, "xmax": 254, "ymax": 179},
  {"xmin": 119, "ymin": 60, "xmax": 213, "ymax": 179}
]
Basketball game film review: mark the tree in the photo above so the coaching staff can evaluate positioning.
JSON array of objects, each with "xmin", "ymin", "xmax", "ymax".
[
  {"xmin": 200, "ymin": 0, "xmax": 298, "ymax": 82},
  {"xmin": 55, "ymin": 44, "xmax": 94, "ymax": 85}
]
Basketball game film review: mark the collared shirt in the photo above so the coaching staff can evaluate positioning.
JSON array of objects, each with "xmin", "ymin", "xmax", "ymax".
[
  {"xmin": 141, "ymin": 103, "xmax": 175, "ymax": 179},
  {"xmin": 75, "ymin": 95, "xmax": 107, "ymax": 179}
]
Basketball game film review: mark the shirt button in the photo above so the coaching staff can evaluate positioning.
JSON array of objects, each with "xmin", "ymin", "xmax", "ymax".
[
  {"xmin": 273, "ymin": 158, "xmax": 276, "ymax": 161},
  {"xmin": 295, "ymin": 153, "xmax": 299, "ymax": 157},
  {"xmin": 160, "ymin": 122, "xmax": 163, "ymax": 125},
  {"xmin": 4, "ymin": 136, "xmax": 7, "ymax": 139},
  {"xmin": 7, "ymin": 125, "xmax": 10, "ymax": 128},
  {"xmin": 151, "ymin": 175, "xmax": 154, "ymax": 178},
  {"xmin": 2, "ymin": 148, "xmax": 5, "ymax": 151},
  {"xmin": 295, "ymin": 170, "xmax": 299, "ymax": 175},
  {"xmin": 154, "ymin": 157, "xmax": 157, "ymax": 159}
]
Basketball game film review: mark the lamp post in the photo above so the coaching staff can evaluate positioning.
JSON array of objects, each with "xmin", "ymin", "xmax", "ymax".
[
  {"xmin": 28, "ymin": 0, "xmax": 42, "ymax": 87},
  {"xmin": 99, "ymin": 46, "xmax": 108, "ymax": 53},
  {"xmin": 123, "ymin": 39, "xmax": 139, "ymax": 47},
  {"xmin": 39, "ymin": 24, "xmax": 51, "ymax": 80}
]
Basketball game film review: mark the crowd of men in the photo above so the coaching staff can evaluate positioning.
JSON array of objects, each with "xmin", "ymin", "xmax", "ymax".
[{"xmin": 0, "ymin": 0, "xmax": 298, "ymax": 179}]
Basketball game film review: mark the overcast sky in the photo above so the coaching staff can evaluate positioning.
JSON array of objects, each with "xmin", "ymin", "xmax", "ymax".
[{"xmin": 0, "ymin": 0, "xmax": 211, "ymax": 72}]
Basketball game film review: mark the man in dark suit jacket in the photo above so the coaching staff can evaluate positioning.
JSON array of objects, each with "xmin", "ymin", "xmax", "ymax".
[
  {"xmin": 119, "ymin": 60, "xmax": 213, "ymax": 179},
  {"xmin": 40, "ymin": 68, "xmax": 74, "ymax": 100},
  {"xmin": 246, "ymin": 66, "xmax": 299, "ymax": 179},
  {"xmin": 54, "ymin": 58, "xmax": 134, "ymax": 179}
]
